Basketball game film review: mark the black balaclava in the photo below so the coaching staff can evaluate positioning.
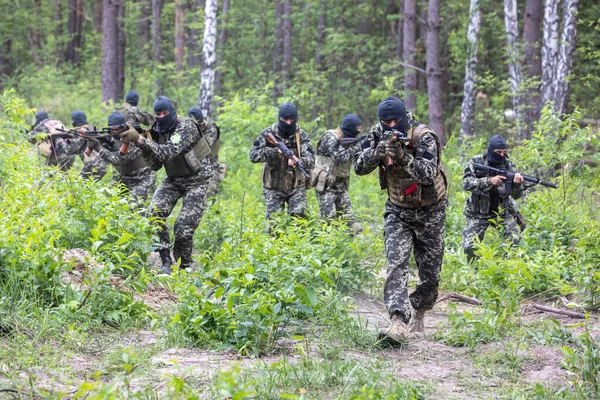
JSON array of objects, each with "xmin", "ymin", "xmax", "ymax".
[
  {"xmin": 377, "ymin": 96, "xmax": 409, "ymax": 133},
  {"xmin": 153, "ymin": 96, "xmax": 177, "ymax": 133},
  {"xmin": 340, "ymin": 114, "xmax": 362, "ymax": 138},
  {"xmin": 487, "ymin": 135, "xmax": 508, "ymax": 167},
  {"xmin": 35, "ymin": 110, "xmax": 49, "ymax": 125},
  {"xmin": 125, "ymin": 90, "xmax": 139, "ymax": 106},
  {"xmin": 71, "ymin": 110, "xmax": 88, "ymax": 127},
  {"xmin": 277, "ymin": 102, "xmax": 298, "ymax": 138},
  {"xmin": 108, "ymin": 111, "xmax": 127, "ymax": 127},
  {"xmin": 187, "ymin": 106, "xmax": 204, "ymax": 124}
]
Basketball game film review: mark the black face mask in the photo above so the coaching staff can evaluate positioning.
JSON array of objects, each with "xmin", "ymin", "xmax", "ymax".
[
  {"xmin": 381, "ymin": 120, "xmax": 405, "ymax": 132},
  {"xmin": 278, "ymin": 120, "xmax": 296, "ymax": 138},
  {"xmin": 155, "ymin": 112, "xmax": 177, "ymax": 133},
  {"xmin": 487, "ymin": 149, "xmax": 506, "ymax": 167}
]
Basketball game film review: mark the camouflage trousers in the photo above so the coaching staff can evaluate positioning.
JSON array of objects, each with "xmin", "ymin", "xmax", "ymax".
[
  {"xmin": 149, "ymin": 173, "xmax": 209, "ymax": 268},
  {"xmin": 81, "ymin": 156, "xmax": 108, "ymax": 181},
  {"xmin": 263, "ymin": 186, "xmax": 308, "ymax": 219},
  {"xmin": 462, "ymin": 212, "xmax": 520, "ymax": 260},
  {"xmin": 45, "ymin": 152, "xmax": 74, "ymax": 172},
  {"xmin": 117, "ymin": 167, "xmax": 156, "ymax": 205},
  {"xmin": 383, "ymin": 198, "xmax": 446, "ymax": 323},
  {"xmin": 316, "ymin": 188, "xmax": 354, "ymax": 220}
]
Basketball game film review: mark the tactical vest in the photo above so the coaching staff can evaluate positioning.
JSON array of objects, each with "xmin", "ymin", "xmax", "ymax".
[
  {"xmin": 261, "ymin": 124, "xmax": 306, "ymax": 192},
  {"xmin": 315, "ymin": 129, "xmax": 352, "ymax": 178},
  {"xmin": 119, "ymin": 140, "xmax": 148, "ymax": 175},
  {"xmin": 384, "ymin": 124, "xmax": 447, "ymax": 208},
  {"xmin": 154, "ymin": 117, "xmax": 211, "ymax": 178},
  {"xmin": 204, "ymin": 117, "xmax": 221, "ymax": 159},
  {"xmin": 37, "ymin": 119, "xmax": 66, "ymax": 157},
  {"xmin": 466, "ymin": 155, "xmax": 513, "ymax": 215},
  {"xmin": 43, "ymin": 119, "xmax": 65, "ymax": 133}
]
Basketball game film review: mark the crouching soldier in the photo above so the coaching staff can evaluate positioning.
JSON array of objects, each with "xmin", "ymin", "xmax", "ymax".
[{"xmin": 188, "ymin": 106, "xmax": 223, "ymax": 198}]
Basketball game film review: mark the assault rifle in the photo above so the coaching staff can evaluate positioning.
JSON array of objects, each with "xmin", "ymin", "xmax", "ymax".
[
  {"xmin": 384, "ymin": 129, "xmax": 410, "ymax": 167},
  {"xmin": 338, "ymin": 136, "xmax": 366, "ymax": 147},
  {"xmin": 473, "ymin": 163, "xmax": 559, "ymax": 195},
  {"xmin": 265, "ymin": 132, "xmax": 311, "ymax": 180},
  {"xmin": 57, "ymin": 124, "xmax": 143, "ymax": 155}
]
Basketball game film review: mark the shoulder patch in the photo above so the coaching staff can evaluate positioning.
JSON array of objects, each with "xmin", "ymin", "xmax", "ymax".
[{"xmin": 171, "ymin": 132, "xmax": 182, "ymax": 144}]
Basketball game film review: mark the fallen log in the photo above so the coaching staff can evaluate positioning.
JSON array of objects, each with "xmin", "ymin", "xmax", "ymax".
[
  {"xmin": 531, "ymin": 303, "xmax": 587, "ymax": 319},
  {"xmin": 437, "ymin": 292, "xmax": 482, "ymax": 306}
]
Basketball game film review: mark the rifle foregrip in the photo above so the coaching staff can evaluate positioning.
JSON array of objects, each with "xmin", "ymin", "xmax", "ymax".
[{"xmin": 120, "ymin": 143, "xmax": 129, "ymax": 155}]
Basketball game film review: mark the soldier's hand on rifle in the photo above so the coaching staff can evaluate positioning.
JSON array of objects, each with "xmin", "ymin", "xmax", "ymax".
[
  {"xmin": 514, "ymin": 173, "xmax": 524, "ymax": 184},
  {"xmin": 489, "ymin": 175, "xmax": 506, "ymax": 186},
  {"xmin": 288, "ymin": 157, "xmax": 297, "ymax": 168},
  {"xmin": 265, "ymin": 147, "xmax": 281, "ymax": 161},
  {"xmin": 86, "ymin": 139, "xmax": 101, "ymax": 152},
  {"xmin": 385, "ymin": 140, "xmax": 403, "ymax": 161},
  {"xmin": 375, "ymin": 140, "xmax": 387, "ymax": 161},
  {"xmin": 120, "ymin": 123, "xmax": 140, "ymax": 143}
]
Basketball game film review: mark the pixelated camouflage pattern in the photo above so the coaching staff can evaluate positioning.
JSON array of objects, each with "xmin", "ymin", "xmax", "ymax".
[
  {"xmin": 27, "ymin": 119, "xmax": 74, "ymax": 171},
  {"xmin": 462, "ymin": 153, "xmax": 523, "ymax": 259},
  {"xmin": 314, "ymin": 128, "xmax": 361, "ymax": 219},
  {"xmin": 354, "ymin": 119, "xmax": 446, "ymax": 322},
  {"xmin": 136, "ymin": 117, "xmax": 213, "ymax": 268},
  {"xmin": 249, "ymin": 123, "xmax": 315, "ymax": 218},
  {"xmin": 117, "ymin": 103, "xmax": 155, "ymax": 126},
  {"xmin": 202, "ymin": 117, "xmax": 221, "ymax": 198},
  {"xmin": 58, "ymin": 124, "xmax": 109, "ymax": 180}
]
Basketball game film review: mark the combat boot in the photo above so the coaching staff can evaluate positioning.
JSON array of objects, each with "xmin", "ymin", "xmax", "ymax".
[
  {"xmin": 378, "ymin": 314, "xmax": 409, "ymax": 346},
  {"xmin": 409, "ymin": 309, "xmax": 426, "ymax": 340},
  {"xmin": 158, "ymin": 249, "xmax": 173, "ymax": 275}
]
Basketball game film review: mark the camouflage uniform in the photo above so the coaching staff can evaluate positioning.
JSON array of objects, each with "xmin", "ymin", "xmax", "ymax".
[
  {"xmin": 462, "ymin": 154, "xmax": 524, "ymax": 259},
  {"xmin": 58, "ymin": 125, "xmax": 109, "ymax": 180},
  {"xmin": 136, "ymin": 117, "xmax": 213, "ymax": 268},
  {"xmin": 117, "ymin": 103, "xmax": 155, "ymax": 126},
  {"xmin": 249, "ymin": 123, "xmax": 315, "ymax": 218},
  {"xmin": 354, "ymin": 120, "xmax": 447, "ymax": 323},
  {"xmin": 313, "ymin": 128, "xmax": 361, "ymax": 220},
  {"xmin": 96, "ymin": 141, "xmax": 156, "ymax": 204},
  {"xmin": 28, "ymin": 119, "xmax": 74, "ymax": 171},
  {"xmin": 199, "ymin": 117, "xmax": 221, "ymax": 199}
]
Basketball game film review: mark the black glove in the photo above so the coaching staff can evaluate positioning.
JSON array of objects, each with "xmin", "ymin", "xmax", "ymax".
[
  {"xmin": 385, "ymin": 140, "xmax": 404, "ymax": 161},
  {"xmin": 87, "ymin": 139, "xmax": 102, "ymax": 152},
  {"xmin": 375, "ymin": 141, "xmax": 386, "ymax": 161}
]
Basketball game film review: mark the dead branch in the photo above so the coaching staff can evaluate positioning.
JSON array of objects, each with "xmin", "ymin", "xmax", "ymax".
[
  {"xmin": 524, "ymin": 287, "xmax": 562, "ymax": 301},
  {"xmin": 395, "ymin": 61, "xmax": 426, "ymax": 75},
  {"xmin": 531, "ymin": 303, "xmax": 588, "ymax": 319},
  {"xmin": 437, "ymin": 292, "xmax": 482, "ymax": 306}
]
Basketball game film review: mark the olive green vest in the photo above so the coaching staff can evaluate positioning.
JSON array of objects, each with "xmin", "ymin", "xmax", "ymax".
[{"xmin": 156, "ymin": 118, "xmax": 211, "ymax": 178}]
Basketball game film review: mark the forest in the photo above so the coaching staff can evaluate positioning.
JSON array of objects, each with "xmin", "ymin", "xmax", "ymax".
[{"xmin": 1, "ymin": 0, "xmax": 600, "ymax": 398}]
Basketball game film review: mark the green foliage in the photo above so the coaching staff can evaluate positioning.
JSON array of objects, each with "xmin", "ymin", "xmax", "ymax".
[{"xmin": 562, "ymin": 322, "xmax": 600, "ymax": 398}]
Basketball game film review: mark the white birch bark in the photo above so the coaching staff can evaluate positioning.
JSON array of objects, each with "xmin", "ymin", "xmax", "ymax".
[
  {"xmin": 198, "ymin": 0, "xmax": 218, "ymax": 117},
  {"xmin": 460, "ymin": 0, "xmax": 481, "ymax": 140},
  {"xmin": 554, "ymin": 0, "xmax": 579, "ymax": 114},
  {"xmin": 541, "ymin": 0, "xmax": 559, "ymax": 108},
  {"xmin": 504, "ymin": 0, "xmax": 525, "ymax": 138}
]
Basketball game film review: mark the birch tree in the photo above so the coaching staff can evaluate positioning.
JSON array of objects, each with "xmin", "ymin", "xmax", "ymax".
[
  {"xmin": 541, "ymin": 0, "xmax": 559, "ymax": 110},
  {"xmin": 460, "ymin": 0, "xmax": 481, "ymax": 141},
  {"xmin": 426, "ymin": 0, "xmax": 446, "ymax": 145},
  {"xmin": 198, "ymin": 0, "xmax": 218, "ymax": 117},
  {"xmin": 403, "ymin": 0, "xmax": 417, "ymax": 111},
  {"xmin": 522, "ymin": 0, "xmax": 543, "ymax": 135},
  {"xmin": 504, "ymin": 0, "xmax": 526, "ymax": 139}
]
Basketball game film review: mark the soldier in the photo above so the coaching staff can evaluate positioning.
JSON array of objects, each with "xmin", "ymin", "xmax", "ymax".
[
  {"xmin": 462, "ymin": 135, "xmax": 525, "ymax": 261},
  {"xmin": 119, "ymin": 96, "xmax": 213, "ymax": 274},
  {"xmin": 188, "ymin": 106, "xmax": 222, "ymax": 198},
  {"xmin": 249, "ymin": 102, "xmax": 315, "ymax": 219},
  {"xmin": 27, "ymin": 110, "xmax": 74, "ymax": 171},
  {"xmin": 117, "ymin": 90, "xmax": 155, "ymax": 127},
  {"xmin": 87, "ymin": 111, "xmax": 156, "ymax": 204},
  {"xmin": 312, "ymin": 114, "xmax": 363, "ymax": 231},
  {"xmin": 354, "ymin": 97, "xmax": 447, "ymax": 344},
  {"xmin": 57, "ymin": 110, "xmax": 109, "ymax": 180}
]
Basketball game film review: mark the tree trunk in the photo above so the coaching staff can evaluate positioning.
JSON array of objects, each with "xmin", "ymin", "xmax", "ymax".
[
  {"xmin": 101, "ymin": 0, "xmax": 119, "ymax": 103},
  {"xmin": 198, "ymin": 0, "xmax": 218, "ymax": 117},
  {"xmin": 93, "ymin": 0, "xmax": 103, "ymax": 33},
  {"xmin": 396, "ymin": 1, "xmax": 404, "ymax": 59},
  {"xmin": 522, "ymin": 0, "xmax": 543, "ymax": 138},
  {"xmin": 460, "ymin": 0, "xmax": 481, "ymax": 141},
  {"xmin": 138, "ymin": 0, "xmax": 151, "ymax": 51},
  {"xmin": 53, "ymin": 0, "xmax": 63, "ymax": 61},
  {"xmin": 315, "ymin": 0, "xmax": 326, "ymax": 69},
  {"xmin": 273, "ymin": 0, "xmax": 284, "ymax": 99},
  {"xmin": 504, "ymin": 0, "xmax": 526, "ymax": 139},
  {"xmin": 66, "ymin": 0, "xmax": 84, "ymax": 64},
  {"xmin": 187, "ymin": 0, "xmax": 203, "ymax": 68},
  {"xmin": 282, "ymin": 0, "xmax": 292, "ymax": 90},
  {"xmin": 403, "ymin": 0, "xmax": 417, "ymax": 111},
  {"xmin": 30, "ymin": 0, "xmax": 42, "ymax": 65},
  {"xmin": 554, "ymin": 0, "xmax": 579, "ymax": 115},
  {"xmin": 215, "ymin": 0, "xmax": 230, "ymax": 95},
  {"xmin": 0, "ymin": 40, "xmax": 11, "ymax": 89},
  {"xmin": 152, "ymin": 0, "xmax": 163, "ymax": 64},
  {"xmin": 426, "ymin": 0, "xmax": 445, "ymax": 145},
  {"xmin": 541, "ymin": 0, "xmax": 559, "ymax": 110},
  {"xmin": 116, "ymin": 0, "xmax": 126, "ymax": 99},
  {"xmin": 175, "ymin": 0, "xmax": 185, "ymax": 72}
]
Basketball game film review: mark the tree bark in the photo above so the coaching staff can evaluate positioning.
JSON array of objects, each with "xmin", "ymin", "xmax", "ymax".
[
  {"xmin": 460, "ymin": 0, "xmax": 481, "ymax": 141},
  {"xmin": 426, "ymin": 0, "xmax": 445, "ymax": 145},
  {"xmin": 281, "ymin": 0, "xmax": 292, "ymax": 90},
  {"xmin": 504, "ymin": 0, "xmax": 526, "ymax": 139},
  {"xmin": 403, "ymin": 0, "xmax": 417, "ymax": 111},
  {"xmin": 554, "ymin": 0, "xmax": 579, "ymax": 115},
  {"xmin": 273, "ymin": 0, "xmax": 284, "ymax": 99},
  {"xmin": 187, "ymin": 0, "xmax": 204, "ymax": 67},
  {"xmin": 152, "ymin": 0, "xmax": 163, "ymax": 64},
  {"xmin": 198, "ymin": 0, "xmax": 218, "ymax": 117},
  {"xmin": 396, "ymin": 1, "xmax": 404, "ymax": 59},
  {"xmin": 541, "ymin": 0, "xmax": 559, "ymax": 110},
  {"xmin": 315, "ymin": 0, "xmax": 326, "ymax": 69},
  {"xmin": 117, "ymin": 0, "xmax": 126, "ymax": 99},
  {"xmin": 53, "ymin": 0, "xmax": 63, "ymax": 61},
  {"xmin": 522, "ymin": 0, "xmax": 543, "ymax": 139},
  {"xmin": 101, "ymin": 0, "xmax": 119, "ymax": 103},
  {"xmin": 93, "ymin": 0, "xmax": 103, "ymax": 33},
  {"xmin": 138, "ymin": 0, "xmax": 151, "ymax": 52},
  {"xmin": 66, "ymin": 0, "xmax": 84, "ymax": 64},
  {"xmin": 175, "ymin": 0, "xmax": 185, "ymax": 72},
  {"xmin": 30, "ymin": 0, "xmax": 42, "ymax": 65},
  {"xmin": 215, "ymin": 0, "xmax": 230, "ymax": 95}
]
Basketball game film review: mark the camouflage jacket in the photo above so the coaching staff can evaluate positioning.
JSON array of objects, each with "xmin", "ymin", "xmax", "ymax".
[
  {"xmin": 137, "ymin": 116, "xmax": 213, "ymax": 179},
  {"xmin": 117, "ymin": 103, "xmax": 155, "ymax": 126},
  {"xmin": 463, "ymin": 153, "xmax": 524, "ymax": 217},
  {"xmin": 313, "ymin": 128, "xmax": 361, "ymax": 192},
  {"xmin": 249, "ymin": 123, "xmax": 315, "ymax": 193}
]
